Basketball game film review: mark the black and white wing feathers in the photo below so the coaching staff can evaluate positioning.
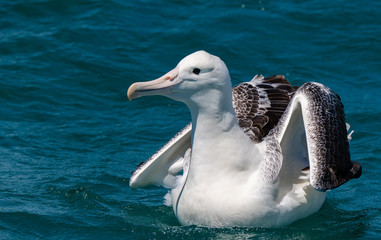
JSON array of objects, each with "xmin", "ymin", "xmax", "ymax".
[
  {"xmin": 273, "ymin": 82, "xmax": 362, "ymax": 191},
  {"xmin": 233, "ymin": 75, "xmax": 298, "ymax": 142}
]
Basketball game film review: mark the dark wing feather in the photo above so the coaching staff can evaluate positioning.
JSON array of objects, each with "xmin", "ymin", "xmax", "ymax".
[
  {"xmin": 297, "ymin": 83, "xmax": 361, "ymax": 190},
  {"xmin": 232, "ymin": 75, "xmax": 298, "ymax": 142},
  {"xmin": 275, "ymin": 82, "xmax": 362, "ymax": 190}
]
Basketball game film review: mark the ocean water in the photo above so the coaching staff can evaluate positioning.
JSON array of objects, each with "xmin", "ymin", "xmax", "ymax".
[{"xmin": 0, "ymin": 0, "xmax": 380, "ymax": 239}]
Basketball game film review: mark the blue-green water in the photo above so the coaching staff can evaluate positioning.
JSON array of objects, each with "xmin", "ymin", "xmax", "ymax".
[{"xmin": 0, "ymin": 0, "xmax": 380, "ymax": 239}]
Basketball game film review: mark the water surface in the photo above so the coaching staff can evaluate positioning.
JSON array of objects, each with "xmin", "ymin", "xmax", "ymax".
[{"xmin": 0, "ymin": 0, "xmax": 380, "ymax": 239}]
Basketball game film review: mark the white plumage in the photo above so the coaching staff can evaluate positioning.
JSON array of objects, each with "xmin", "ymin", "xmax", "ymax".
[{"xmin": 127, "ymin": 51, "xmax": 361, "ymax": 228}]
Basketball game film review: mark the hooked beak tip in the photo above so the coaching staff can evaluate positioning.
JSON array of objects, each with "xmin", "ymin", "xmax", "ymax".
[
  {"xmin": 127, "ymin": 66, "xmax": 179, "ymax": 101},
  {"xmin": 127, "ymin": 83, "xmax": 137, "ymax": 101}
]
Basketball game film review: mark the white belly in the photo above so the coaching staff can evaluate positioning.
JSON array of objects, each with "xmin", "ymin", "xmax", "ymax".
[{"xmin": 172, "ymin": 174, "xmax": 326, "ymax": 228}]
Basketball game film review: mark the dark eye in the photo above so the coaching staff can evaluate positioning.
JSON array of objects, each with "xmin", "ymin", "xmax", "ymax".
[{"xmin": 192, "ymin": 68, "xmax": 201, "ymax": 75}]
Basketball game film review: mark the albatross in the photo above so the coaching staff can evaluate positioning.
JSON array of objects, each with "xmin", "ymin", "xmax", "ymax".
[{"xmin": 127, "ymin": 50, "xmax": 362, "ymax": 228}]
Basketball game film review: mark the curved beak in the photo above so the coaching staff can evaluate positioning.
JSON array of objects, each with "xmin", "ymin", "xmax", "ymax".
[{"xmin": 127, "ymin": 67, "xmax": 180, "ymax": 100}]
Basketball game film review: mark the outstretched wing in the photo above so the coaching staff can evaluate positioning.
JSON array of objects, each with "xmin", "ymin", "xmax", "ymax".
[
  {"xmin": 273, "ymin": 82, "xmax": 361, "ymax": 191},
  {"xmin": 129, "ymin": 123, "xmax": 191, "ymax": 189}
]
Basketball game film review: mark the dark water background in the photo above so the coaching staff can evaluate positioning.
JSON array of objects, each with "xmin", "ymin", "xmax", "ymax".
[{"xmin": 0, "ymin": 0, "xmax": 380, "ymax": 239}]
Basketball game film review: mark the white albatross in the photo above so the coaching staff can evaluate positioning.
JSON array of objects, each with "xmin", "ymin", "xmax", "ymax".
[{"xmin": 127, "ymin": 50, "xmax": 362, "ymax": 228}]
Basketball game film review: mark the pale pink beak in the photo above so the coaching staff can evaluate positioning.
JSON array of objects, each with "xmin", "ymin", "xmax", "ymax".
[{"xmin": 127, "ymin": 67, "xmax": 180, "ymax": 100}]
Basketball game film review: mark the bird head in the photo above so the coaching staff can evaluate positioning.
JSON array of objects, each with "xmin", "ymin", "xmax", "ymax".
[{"xmin": 127, "ymin": 51, "xmax": 232, "ymax": 108}]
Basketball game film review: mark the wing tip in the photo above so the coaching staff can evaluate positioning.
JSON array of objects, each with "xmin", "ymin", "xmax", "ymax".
[
  {"xmin": 350, "ymin": 161, "xmax": 362, "ymax": 179},
  {"xmin": 129, "ymin": 176, "xmax": 139, "ymax": 189},
  {"xmin": 129, "ymin": 168, "xmax": 146, "ymax": 189},
  {"xmin": 312, "ymin": 161, "xmax": 362, "ymax": 192}
]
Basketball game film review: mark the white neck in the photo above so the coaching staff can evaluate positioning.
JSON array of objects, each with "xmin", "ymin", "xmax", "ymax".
[{"xmin": 184, "ymin": 88, "xmax": 264, "ymax": 180}]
